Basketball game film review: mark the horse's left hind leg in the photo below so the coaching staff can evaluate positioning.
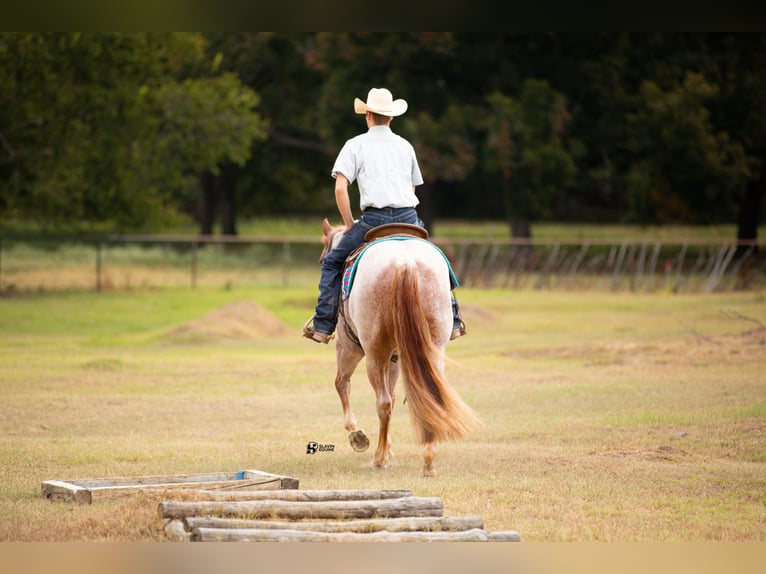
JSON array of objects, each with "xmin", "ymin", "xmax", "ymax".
[
  {"xmin": 366, "ymin": 355, "xmax": 395, "ymax": 469},
  {"xmin": 335, "ymin": 328, "xmax": 368, "ymax": 452}
]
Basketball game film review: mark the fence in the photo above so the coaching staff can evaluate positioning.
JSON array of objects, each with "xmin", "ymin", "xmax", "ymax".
[{"xmin": 0, "ymin": 234, "xmax": 764, "ymax": 294}]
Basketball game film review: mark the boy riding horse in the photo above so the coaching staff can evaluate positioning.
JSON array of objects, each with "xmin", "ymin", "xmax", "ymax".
[{"xmin": 303, "ymin": 87, "xmax": 465, "ymax": 344}]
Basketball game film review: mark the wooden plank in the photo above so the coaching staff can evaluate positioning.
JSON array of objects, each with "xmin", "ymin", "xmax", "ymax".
[
  {"xmin": 90, "ymin": 478, "xmax": 284, "ymax": 502},
  {"xmin": 63, "ymin": 471, "xmax": 245, "ymax": 488},
  {"xmin": 159, "ymin": 496, "xmax": 444, "ymax": 521},
  {"xmin": 41, "ymin": 480, "xmax": 92, "ymax": 504},
  {"xmin": 42, "ymin": 469, "xmax": 298, "ymax": 503},
  {"xmin": 184, "ymin": 515, "xmax": 484, "ymax": 533},
  {"xmin": 242, "ymin": 469, "xmax": 299, "ymax": 490},
  {"xmin": 191, "ymin": 527, "xmax": 491, "ymax": 542},
  {"xmin": 172, "ymin": 488, "xmax": 413, "ymax": 502}
]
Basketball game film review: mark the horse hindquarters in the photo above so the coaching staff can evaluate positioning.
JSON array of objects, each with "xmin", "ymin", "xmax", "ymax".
[{"xmin": 391, "ymin": 262, "xmax": 479, "ymax": 449}]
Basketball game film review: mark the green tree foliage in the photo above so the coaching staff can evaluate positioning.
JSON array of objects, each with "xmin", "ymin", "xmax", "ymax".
[
  {"xmin": 2, "ymin": 33, "xmax": 764, "ymax": 241},
  {"xmin": 0, "ymin": 33, "xmax": 265, "ymax": 231},
  {"xmin": 484, "ymin": 81, "xmax": 581, "ymax": 236},
  {"xmin": 625, "ymin": 72, "xmax": 750, "ymax": 224}
]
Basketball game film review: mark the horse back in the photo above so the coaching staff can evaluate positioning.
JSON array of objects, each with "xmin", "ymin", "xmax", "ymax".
[{"xmin": 347, "ymin": 239, "xmax": 453, "ymax": 345}]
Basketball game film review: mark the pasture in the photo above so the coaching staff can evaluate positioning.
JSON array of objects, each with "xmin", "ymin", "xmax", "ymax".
[{"xmin": 0, "ymin": 285, "xmax": 764, "ymax": 541}]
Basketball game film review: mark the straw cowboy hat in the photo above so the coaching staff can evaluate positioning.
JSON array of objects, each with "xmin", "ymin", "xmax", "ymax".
[{"xmin": 354, "ymin": 88, "xmax": 408, "ymax": 117}]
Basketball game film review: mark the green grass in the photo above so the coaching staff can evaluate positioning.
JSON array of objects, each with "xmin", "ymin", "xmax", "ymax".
[
  {"xmin": 0, "ymin": 286, "xmax": 765, "ymax": 541},
  {"xmin": 3, "ymin": 219, "xmax": 762, "ymax": 296},
  {"xmin": 5, "ymin": 217, "xmax": 762, "ymax": 240}
]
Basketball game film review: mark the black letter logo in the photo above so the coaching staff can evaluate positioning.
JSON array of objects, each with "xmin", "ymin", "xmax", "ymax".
[{"xmin": 306, "ymin": 441, "xmax": 318, "ymax": 454}]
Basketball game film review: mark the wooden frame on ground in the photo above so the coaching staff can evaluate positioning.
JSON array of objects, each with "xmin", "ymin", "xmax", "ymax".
[{"xmin": 41, "ymin": 469, "xmax": 299, "ymax": 504}]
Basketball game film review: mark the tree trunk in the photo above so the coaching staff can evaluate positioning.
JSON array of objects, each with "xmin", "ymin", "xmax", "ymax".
[
  {"xmin": 417, "ymin": 183, "xmax": 435, "ymax": 235},
  {"xmin": 198, "ymin": 171, "xmax": 217, "ymax": 235},
  {"xmin": 219, "ymin": 165, "xmax": 238, "ymax": 236},
  {"xmin": 501, "ymin": 179, "xmax": 533, "ymax": 239},
  {"xmin": 159, "ymin": 496, "xmax": 444, "ymax": 521},
  {"xmin": 510, "ymin": 217, "xmax": 531, "ymax": 239},
  {"xmin": 737, "ymin": 173, "xmax": 763, "ymax": 255}
]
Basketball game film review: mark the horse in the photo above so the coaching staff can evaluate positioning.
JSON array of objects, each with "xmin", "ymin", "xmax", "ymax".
[{"xmin": 318, "ymin": 218, "xmax": 480, "ymax": 476}]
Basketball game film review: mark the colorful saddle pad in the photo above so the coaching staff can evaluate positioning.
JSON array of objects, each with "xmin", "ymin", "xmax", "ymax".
[{"xmin": 341, "ymin": 237, "xmax": 459, "ymax": 300}]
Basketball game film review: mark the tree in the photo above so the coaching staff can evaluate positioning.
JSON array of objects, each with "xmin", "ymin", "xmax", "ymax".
[
  {"xmin": 703, "ymin": 33, "xmax": 766, "ymax": 247},
  {"xmin": 0, "ymin": 33, "xmax": 266, "ymax": 231},
  {"xmin": 3, "ymin": 33, "xmax": 764, "ymax": 240},
  {"xmin": 484, "ymin": 80, "xmax": 580, "ymax": 237},
  {"xmin": 623, "ymin": 72, "xmax": 750, "ymax": 224},
  {"xmin": 402, "ymin": 103, "xmax": 482, "ymax": 232},
  {"xmin": 201, "ymin": 33, "xmax": 336, "ymax": 230}
]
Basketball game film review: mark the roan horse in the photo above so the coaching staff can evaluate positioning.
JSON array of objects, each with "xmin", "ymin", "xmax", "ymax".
[{"xmin": 318, "ymin": 218, "xmax": 480, "ymax": 476}]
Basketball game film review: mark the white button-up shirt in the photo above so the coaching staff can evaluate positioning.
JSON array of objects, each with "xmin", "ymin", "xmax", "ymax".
[{"xmin": 331, "ymin": 125, "xmax": 424, "ymax": 211}]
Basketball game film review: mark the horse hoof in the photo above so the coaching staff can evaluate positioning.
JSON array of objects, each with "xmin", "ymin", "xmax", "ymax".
[
  {"xmin": 349, "ymin": 430, "xmax": 370, "ymax": 452},
  {"xmin": 422, "ymin": 467, "xmax": 436, "ymax": 478}
]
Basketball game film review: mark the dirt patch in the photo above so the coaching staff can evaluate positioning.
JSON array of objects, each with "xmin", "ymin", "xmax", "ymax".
[
  {"xmin": 503, "ymin": 327, "xmax": 766, "ymax": 365},
  {"xmin": 166, "ymin": 300, "xmax": 291, "ymax": 343},
  {"xmin": 593, "ymin": 445, "xmax": 690, "ymax": 462},
  {"xmin": 459, "ymin": 302, "xmax": 496, "ymax": 323}
]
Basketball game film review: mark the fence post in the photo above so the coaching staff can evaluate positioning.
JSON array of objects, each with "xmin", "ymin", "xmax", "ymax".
[
  {"xmin": 95, "ymin": 241, "xmax": 103, "ymax": 293},
  {"xmin": 282, "ymin": 241, "xmax": 291, "ymax": 287},
  {"xmin": 191, "ymin": 241, "xmax": 198, "ymax": 289}
]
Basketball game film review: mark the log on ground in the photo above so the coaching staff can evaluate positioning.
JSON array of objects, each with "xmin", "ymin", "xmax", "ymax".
[
  {"xmin": 184, "ymin": 514, "xmax": 483, "ymax": 533},
  {"xmin": 171, "ymin": 488, "xmax": 413, "ymax": 502},
  {"xmin": 159, "ymin": 496, "xmax": 443, "ymax": 521},
  {"xmin": 191, "ymin": 527, "xmax": 492, "ymax": 542},
  {"xmin": 487, "ymin": 531, "xmax": 522, "ymax": 542}
]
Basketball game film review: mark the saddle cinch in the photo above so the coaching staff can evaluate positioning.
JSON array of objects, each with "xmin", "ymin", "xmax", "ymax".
[{"xmin": 341, "ymin": 223, "xmax": 457, "ymax": 301}]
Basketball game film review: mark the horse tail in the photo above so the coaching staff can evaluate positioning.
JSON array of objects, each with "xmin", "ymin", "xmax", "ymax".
[{"xmin": 392, "ymin": 261, "xmax": 480, "ymax": 444}]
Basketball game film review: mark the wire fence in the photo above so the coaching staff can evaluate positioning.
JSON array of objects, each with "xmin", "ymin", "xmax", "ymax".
[{"xmin": 0, "ymin": 234, "xmax": 764, "ymax": 295}]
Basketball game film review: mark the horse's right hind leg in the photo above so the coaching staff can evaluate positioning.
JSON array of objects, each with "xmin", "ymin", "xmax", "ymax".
[
  {"xmin": 422, "ymin": 440, "xmax": 436, "ymax": 477},
  {"xmin": 335, "ymin": 328, "xmax": 368, "ymax": 452}
]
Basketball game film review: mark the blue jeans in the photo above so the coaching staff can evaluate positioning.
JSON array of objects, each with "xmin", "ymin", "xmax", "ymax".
[{"xmin": 312, "ymin": 207, "xmax": 423, "ymax": 335}]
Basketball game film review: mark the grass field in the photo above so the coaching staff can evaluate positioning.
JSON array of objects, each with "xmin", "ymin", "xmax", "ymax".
[
  {"xmin": 3, "ymin": 220, "xmax": 764, "ymax": 296},
  {"xmin": 1, "ymin": 283, "xmax": 764, "ymax": 542}
]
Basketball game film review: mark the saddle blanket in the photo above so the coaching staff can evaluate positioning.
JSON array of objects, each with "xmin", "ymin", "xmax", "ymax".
[{"xmin": 342, "ymin": 237, "xmax": 459, "ymax": 300}]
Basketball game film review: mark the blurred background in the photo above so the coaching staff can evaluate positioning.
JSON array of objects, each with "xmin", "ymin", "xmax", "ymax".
[{"xmin": 1, "ymin": 33, "xmax": 764, "ymax": 292}]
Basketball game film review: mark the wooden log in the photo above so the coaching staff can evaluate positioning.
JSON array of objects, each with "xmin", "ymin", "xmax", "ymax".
[
  {"xmin": 164, "ymin": 488, "xmax": 413, "ymax": 502},
  {"xmin": 191, "ymin": 527, "xmax": 490, "ymax": 542},
  {"xmin": 159, "ymin": 496, "xmax": 443, "ymax": 521},
  {"xmin": 184, "ymin": 515, "xmax": 484, "ymax": 533},
  {"xmin": 487, "ymin": 530, "xmax": 522, "ymax": 542},
  {"xmin": 164, "ymin": 519, "xmax": 190, "ymax": 542}
]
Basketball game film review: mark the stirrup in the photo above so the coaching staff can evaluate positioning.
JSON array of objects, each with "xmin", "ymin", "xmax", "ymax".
[
  {"xmin": 303, "ymin": 317, "xmax": 333, "ymax": 344},
  {"xmin": 450, "ymin": 319, "xmax": 466, "ymax": 341}
]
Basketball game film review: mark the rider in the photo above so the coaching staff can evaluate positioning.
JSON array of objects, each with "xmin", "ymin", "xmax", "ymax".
[{"xmin": 303, "ymin": 87, "xmax": 466, "ymax": 344}]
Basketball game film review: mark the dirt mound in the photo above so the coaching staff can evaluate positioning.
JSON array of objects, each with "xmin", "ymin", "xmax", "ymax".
[
  {"xmin": 459, "ymin": 302, "xmax": 495, "ymax": 323},
  {"xmin": 167, "ymin": 300, "xmax": 291, "ymax": 343}
]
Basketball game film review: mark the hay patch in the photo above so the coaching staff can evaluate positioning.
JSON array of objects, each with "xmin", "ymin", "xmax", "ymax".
[{"xmin": 167, "ymin": 300, "xmax": 291, "ymax": 343}]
